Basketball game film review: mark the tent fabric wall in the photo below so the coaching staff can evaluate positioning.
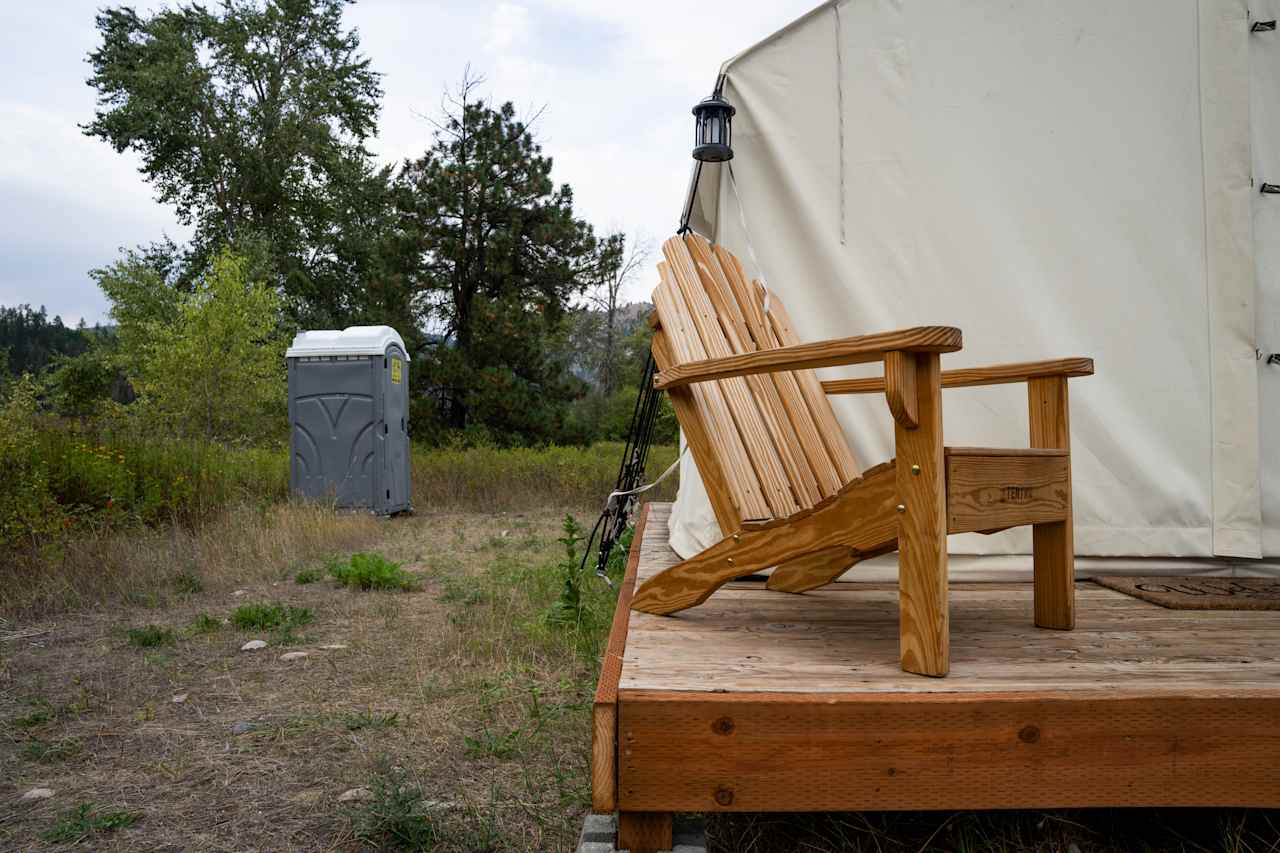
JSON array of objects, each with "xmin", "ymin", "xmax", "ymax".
[
  {"xmin": 673, "ymin": 0, "xmax": 1277, "ymax": 561},
  {"xmin": 1256, "ymin": 0, "xmax": 1280, "ymax": 556}
]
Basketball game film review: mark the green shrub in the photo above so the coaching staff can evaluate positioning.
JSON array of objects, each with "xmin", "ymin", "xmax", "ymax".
[
  {"xmin": 22, "ymin": 736, "xmax": 82, "ymax": 763},
  {"xmin": 294, "ymin": 566, "xmax": 324, "ymax": 585},
  {"xmin": 187, "ymin": 613, "xmax": 222, "ymax": 634},
  {"xmin": 330, "ymin": 553, "xmax": 418, "ymax": 592},
  {"xmin": 42, "ymin": 803, "xmax": 138, "ymax": 844},
  {"xmin": 349, "ymin": 770, "xmax": 438, "ymax": 850},
  {"xmin": 2, "ymin": 411, "xmax": 290, "ymax": 550},
  {"xmin": 126, "ymin": 625, "xmax": 174, "ymax": 648},
  {"xmin": 46, "ymin": 348, "xmax": 118, "ymax": 419},
  {"xmin": 230, "ymin": 602, "xmax": 312, "ymax": 631},
  {"xmin": 0, "ymin": 375, "xmax": 65, "ymax": 548},
  {"xmin": 98, "ymin": 248, "xmax": 286, "ymax": 442},
  {"xmin": 11, "ymin": 699, "xmax": 57, "ymax": 729},
  {"xmin": 36, "ymin": 426, "xmax": 288, "ymax": 527}
]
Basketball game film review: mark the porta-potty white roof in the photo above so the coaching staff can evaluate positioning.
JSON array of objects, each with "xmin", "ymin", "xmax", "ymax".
[
  {"xmin": 286, "ymin": 326, "xmax": 409, "ymax": 360},
  {"xmin": 669, "ymin": 0, "xmax": 1280, "ymax": 568}
]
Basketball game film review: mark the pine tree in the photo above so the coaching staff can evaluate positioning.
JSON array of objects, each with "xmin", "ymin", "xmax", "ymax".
[{"xmin": 394, "ymin": 75, "xmax": 619, "ymax": 442}]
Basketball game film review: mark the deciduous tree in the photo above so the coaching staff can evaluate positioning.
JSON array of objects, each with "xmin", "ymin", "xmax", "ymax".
[
  {"xmin": 84, "ymin": 0, "xmax": 385, "ymax": 324},
  {"xmin": 96, "ymin": 249, "xmax": 285, "ymax": 440}
]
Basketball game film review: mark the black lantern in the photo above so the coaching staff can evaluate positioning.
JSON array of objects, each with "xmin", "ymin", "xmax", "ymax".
[{"xmin": 692, "ymin": 92, "xmax": 735, "ymax": 162}]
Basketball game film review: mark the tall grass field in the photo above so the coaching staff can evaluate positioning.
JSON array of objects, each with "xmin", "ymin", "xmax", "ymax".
[{"xmin": 0, "ymin": 422, "xmax": 675, "ymax": 618}]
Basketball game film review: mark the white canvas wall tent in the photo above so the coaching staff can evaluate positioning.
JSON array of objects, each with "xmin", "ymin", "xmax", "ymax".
[{"xmin": 668, "ymin": 0, "xmax": 1280, "ymax": 578}]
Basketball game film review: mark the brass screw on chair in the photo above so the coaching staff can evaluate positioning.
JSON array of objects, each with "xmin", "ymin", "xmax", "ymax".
[
  {"xmin": 896, "ymin": 504, "xmax": 906, "ymax": 514},
  {"xmin": 727, "ymin": 557, "xmax": 735, "ymax": 566},
  {"xmin": 911, "ymin": 464, "xmax": 921, "ymax": 476}
]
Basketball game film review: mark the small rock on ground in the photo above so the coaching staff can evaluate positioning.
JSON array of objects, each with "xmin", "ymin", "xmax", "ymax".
[
  {"xmin": 230, "ymin": 721, "xmax": 254, "ymax": 735},
  {"xmin": 240, "ymin": 639, "xmax": 267, "ymax": 651},
  {"xmin": 172, "ymin": 693, "xmax": 188, "ymax": 703},
  {"xmin": 338, "ymin": 787, "xmax": 372, "ymax": 802},
  {"xmin": 20, "ymin": 788, "xmax": 54, "ymax": 802},
  {"xmin": 319, "ymin": 643, "xmax": 349, "ymax": 650},
  {"xmin": 232, "ymin": 589, "xmax": 248, "ymax": 596},
  {"xmin": 279, "ymin": 651, "xmax": 308, "ymax": 661}
]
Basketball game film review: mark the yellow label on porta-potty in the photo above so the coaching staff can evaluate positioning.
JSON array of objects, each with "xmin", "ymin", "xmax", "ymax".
[{"xmin": 390, "ymin": 358, "xmax": 402, "ymax": 384}]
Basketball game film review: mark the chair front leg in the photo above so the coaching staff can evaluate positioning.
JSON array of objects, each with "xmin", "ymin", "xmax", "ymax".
[
  {"xmin": 1028, "ymin": 376, "xmax": 1075, "ymax": 630},
  {"xmin": 889, "ymin": 351, "xmax": 949, "ymax": 676}
]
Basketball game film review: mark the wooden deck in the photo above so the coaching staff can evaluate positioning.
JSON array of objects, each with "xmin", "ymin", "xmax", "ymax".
[{"xmin": 593, "ymin": 503, "xmax": 1280, "ymax": 847}]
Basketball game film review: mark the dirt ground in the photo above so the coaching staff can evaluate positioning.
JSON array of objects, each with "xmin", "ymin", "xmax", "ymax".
[
  {"xmin": 2, "ymin": 508, "xmax": 603, "ymax": 852},
  {"xmin": 4, "ymin": 506, "xmax": 1279, "ymax": 853}
]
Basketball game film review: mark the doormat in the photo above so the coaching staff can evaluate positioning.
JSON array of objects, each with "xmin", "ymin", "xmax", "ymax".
[{"xmin": 1091, "ymin": 576, "xmax": 1280, "ymax": 610}]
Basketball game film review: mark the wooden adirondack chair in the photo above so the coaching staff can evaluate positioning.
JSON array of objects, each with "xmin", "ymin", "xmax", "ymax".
[{"xmin": 632, "ymin": 233, "xmax": 1094, "ymax": 676}]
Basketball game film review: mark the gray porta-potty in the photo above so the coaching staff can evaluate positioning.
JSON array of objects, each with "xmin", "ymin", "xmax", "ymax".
[{"xmin": 286, "ymin": 326, "xmax": 411, "ymax": 514}]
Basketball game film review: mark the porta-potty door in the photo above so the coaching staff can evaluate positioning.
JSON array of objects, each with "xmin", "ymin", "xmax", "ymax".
[
  {"xmin": 381, "ymin": 347, "xmax": 411, "ymax": 512},
  {"xmin": 290, "ymin": 358, "xmax": 379, "ymax": 508}
]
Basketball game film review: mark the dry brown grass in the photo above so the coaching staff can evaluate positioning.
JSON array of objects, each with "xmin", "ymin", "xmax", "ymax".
[
  {"xmin": 1, "ymin": 502, "xmax": 384, "ymax": 620},
  {"xmin": 5, "ymin": 478, "xmax": 1277, "ymax": 852},
  {"xmin": 1, "ymin": 506, "xmax": 607, "ymax": 852},
  {"xmin": 410, "ymin": 442, "xmax": 677, "ymax": 512}
]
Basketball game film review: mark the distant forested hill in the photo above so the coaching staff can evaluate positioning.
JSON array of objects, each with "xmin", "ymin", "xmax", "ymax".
[{"xmin": 0, "ymin": 304, "xmax": 111, "ymax": 375}]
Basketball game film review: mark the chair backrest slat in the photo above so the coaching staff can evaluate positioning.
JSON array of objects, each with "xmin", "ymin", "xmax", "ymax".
[
  {"xmin": 707, "ymin": 239, "xmax": 848, "ymax": 498},
  {"xmin": 653, "ymin": 234, "xmax": 861, "ymax": 522},
  {"xmin": 649, "ymin": 325, "xmax": 741, "ymax": 532},
  {"xmin": 755, "ymin": 282, "xmax": 862, "ymax": 485},
  {"xmin": 686, "ymin": 236, "xmax": 824, "ymax": 507},
  {"xmin": 655, "ymin": 264, "xmax": 772, "ymax": 521},
  {"xmin": 661, "ymin": 244, "xmax": 798, "ymax": 519}
]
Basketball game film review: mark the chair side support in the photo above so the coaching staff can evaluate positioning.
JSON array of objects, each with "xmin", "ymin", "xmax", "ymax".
[{"xmin": 893, "ymin": 352, "xmax": 950, "ymax": 676}]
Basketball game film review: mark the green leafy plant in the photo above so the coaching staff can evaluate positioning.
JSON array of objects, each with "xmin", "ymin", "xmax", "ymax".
[
  {"xmin": 11, "ymin": 698, "xmax": 57, "ymax": 729},
  {"xmin": 329, "ymin": 553, "xmax": 419, "ymax": 591},
  {"xmin": 188, "ymin": 613, "xmax": 222, "ymax": 634},
  {"xmin": 42, "ymin": 803, "xmax": 138, "ymax": 844},
  {"xmin": 294, "ymin": 566, "xmax": 324, "ymax": 585},
  {"xmin": 342, "ymin": 709, "xmax": 399, "ymax": 731},
  {"xmin": 127, "ymin": 625, "xmax": 174, "ymax": 648},
  {"xmin": 463, "ymin": 725, "xmax": 523, "ymax": 759},
  {"xmin": 22, "ymin": 736, "xmax": 82, "ymax": 763},
  {"xmin": 544, "ymin": 515, "xmax": 587, "ymax": 627},
  {"xmin": 230, "ymin": 602, "xmax": 312, "ymax": 631},
  {"xmin": 349, "ymin": 769, "xmax": 439, "ymax": 850}
]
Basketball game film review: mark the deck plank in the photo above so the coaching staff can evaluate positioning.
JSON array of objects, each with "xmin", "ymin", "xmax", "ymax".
[{"xmin": 624, "ymin": 503, "xmax": 1280, "ymax": 694}]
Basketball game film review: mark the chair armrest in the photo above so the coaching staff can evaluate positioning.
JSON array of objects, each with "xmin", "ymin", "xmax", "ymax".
[
  {"xmin": 652, "ymin": 326, "xmax": 962, "ymax": 390},
  {"xmin": 820, "ymin": 357, "xmax": 1094, "ymax": 395}
]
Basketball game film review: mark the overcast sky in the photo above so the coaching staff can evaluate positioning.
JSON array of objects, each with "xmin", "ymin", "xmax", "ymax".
[{"xmin": 0, "ymin": 0, "xmax": 819, "ymax": 325}]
